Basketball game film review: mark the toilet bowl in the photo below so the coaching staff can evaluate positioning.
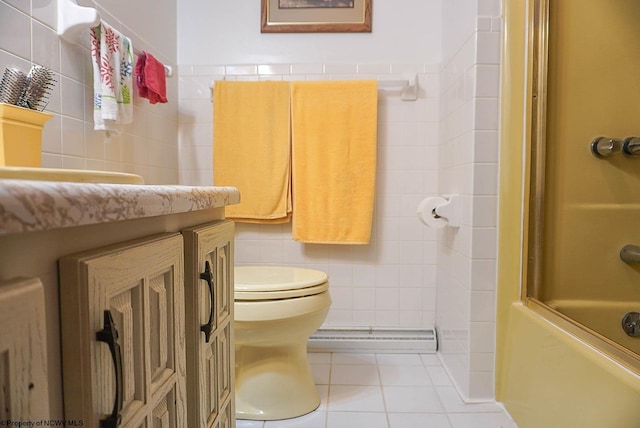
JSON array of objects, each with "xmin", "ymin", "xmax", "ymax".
[{"xmin": 234, "ymin": 266, "xmax": 331, "ymax": 421}]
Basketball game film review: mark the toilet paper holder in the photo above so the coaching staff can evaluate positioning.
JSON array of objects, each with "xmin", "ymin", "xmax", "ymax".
[
  {"xmin": 435, "ymin": 194, "xmax": 460, "ymax": 227},
  {"xmin": 417, "ymin": 194, "xmax": 460, "ymax": 228}
]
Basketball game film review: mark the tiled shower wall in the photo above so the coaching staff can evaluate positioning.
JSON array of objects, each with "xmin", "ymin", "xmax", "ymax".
[
  {"xmin": 0, "ymin": 0, "xmax": 180, "ymax": 184},
  {"xmin": 178, "ymin": 63, "xmax": 442, "ymax": 327},
  {"xmin": 437, "ymin": 9, "xmax": 502, "ymax": 401}
]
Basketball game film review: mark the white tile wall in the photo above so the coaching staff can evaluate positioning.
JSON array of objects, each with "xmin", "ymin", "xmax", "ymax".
[
  {"xmin": 178, "ymin": 63, "xmax": 441, "ymax": 328},
  {"xmin": 177, "ymin": 1, "xmax": 442, "ymax": 66},
  {"xmin": 437, "ymin": 10, "xmax": 502, "ymax": 401},
  {"xmin": 178, "ymin": 5, "xmax": 503, "ymax": 404},
  {"xmin": 0, "ymin": 0, "xmax": 180, "ymax": 184}
]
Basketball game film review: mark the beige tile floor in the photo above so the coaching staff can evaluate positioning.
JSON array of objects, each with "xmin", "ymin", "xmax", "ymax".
[{"xmin": 236, "ymin": 352, "xmax": 518, "ymax": 428}]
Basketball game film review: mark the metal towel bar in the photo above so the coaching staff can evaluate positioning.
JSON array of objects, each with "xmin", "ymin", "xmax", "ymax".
[{"xmin": 209, "ymin": 73, "xmax": 419, "ymax": 102}]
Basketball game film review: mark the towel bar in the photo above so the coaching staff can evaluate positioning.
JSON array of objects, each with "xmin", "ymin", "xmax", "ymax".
[
  {"xmin": 132, "ymin": 48, "xmax": 173, "ymax": 77},
  {"xmin": 209, "ymin": 74, "xmax": 419, "ymax": 102}
]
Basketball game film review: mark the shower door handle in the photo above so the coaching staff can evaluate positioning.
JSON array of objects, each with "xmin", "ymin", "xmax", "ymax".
[{"xmin": 620, "ymin": 244, "xmax": 640, "ymax": 264}]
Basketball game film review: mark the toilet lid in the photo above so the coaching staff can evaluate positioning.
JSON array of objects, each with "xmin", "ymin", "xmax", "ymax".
[{"xmin": 234, "ymin": 266, "xmax": 329, "ymax": 300}]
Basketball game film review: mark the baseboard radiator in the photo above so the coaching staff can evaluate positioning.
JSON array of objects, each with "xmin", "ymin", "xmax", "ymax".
[{"xmin": 307, "ymin": 327, "xmax": 437, "ymax": 353}]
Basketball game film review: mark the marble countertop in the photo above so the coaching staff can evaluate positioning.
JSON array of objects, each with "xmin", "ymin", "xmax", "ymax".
[{"xmin": 0, "ymin": 180, "xmax": 240, "ymax": 235}]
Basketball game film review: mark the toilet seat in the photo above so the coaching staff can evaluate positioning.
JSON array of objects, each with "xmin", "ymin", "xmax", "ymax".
[{"xmin": 235, "ymin": 266, "xmax": 329, "ymax": 300}]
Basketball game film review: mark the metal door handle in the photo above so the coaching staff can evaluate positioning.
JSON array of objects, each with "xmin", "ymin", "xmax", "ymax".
[
  {"xmin": 200, "ymin": 261, "xmax": 215, "ymax": 343},
  {"xmin": 96, "ymin": 310, "xmax": 123, "ymax": 428}
]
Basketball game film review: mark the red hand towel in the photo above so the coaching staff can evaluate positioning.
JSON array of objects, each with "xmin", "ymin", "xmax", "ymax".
[
  {"xmin": 135, "ymin": 51, "xmax": 167, "ymax": 104},
  {"xmin": 135, "ymin": 52, "xmax": 148, "ymax": 98}
]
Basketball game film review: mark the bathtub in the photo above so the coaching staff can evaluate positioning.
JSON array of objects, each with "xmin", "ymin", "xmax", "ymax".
[
  {"xmin": 546, "ymin": 299, "xmax": 640, "ymax": 358},
  {"xmin": 498, "ymin": 302, "xmax": 640, "ymax": 428}
]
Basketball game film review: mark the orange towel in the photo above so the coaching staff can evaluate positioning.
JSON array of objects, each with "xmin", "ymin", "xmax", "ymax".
[
  {"xmin": 291, "ymin": 80, "xmax": 378, "ymax": 244},
  {"xmin": 213, "ymin": 81, "xmax": 292, "ymax": 223}
]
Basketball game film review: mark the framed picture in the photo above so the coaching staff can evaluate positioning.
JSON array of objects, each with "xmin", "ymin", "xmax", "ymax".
[{"xmin": 261, "ymin": 0, "xmax": 372, "ymax": 33}]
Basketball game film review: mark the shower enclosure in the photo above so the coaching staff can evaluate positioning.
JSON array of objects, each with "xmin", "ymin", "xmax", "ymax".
[{"xmin": 526, "ymin": 0, "xmax": 640, "ymax": 371}]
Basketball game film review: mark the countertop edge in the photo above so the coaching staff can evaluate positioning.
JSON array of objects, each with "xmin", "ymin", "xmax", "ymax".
[{"xmin": 0, "ymin": 180, "xmax": 241, "ymax": 235}]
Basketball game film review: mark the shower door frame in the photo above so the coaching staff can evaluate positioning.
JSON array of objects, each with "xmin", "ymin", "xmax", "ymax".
[{"xmin": 523, "ymin": 0, "xmax": 640, "ymax": 375}]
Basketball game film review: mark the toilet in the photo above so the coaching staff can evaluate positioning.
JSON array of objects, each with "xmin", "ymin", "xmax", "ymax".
[{"xmin": 234, "ymin": 266, "xmax": 331, "ymax": 421}]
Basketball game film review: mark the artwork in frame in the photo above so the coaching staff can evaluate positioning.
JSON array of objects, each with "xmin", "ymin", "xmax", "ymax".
[
  {"xmin": 279, "ymin": 1, "xmax": 355, "ymax": 8},
  {"xmin": 261, "ymin": 0, "xmax": 372, "ymax": 33}
]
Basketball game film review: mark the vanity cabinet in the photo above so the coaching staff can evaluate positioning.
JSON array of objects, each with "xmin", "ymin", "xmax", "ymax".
[
  {"xmin": 57, "ymin": 221, "xmax": 236, "ymax": 428},
  {"xmin": 59, "ymin": 233, "xmax": 187, "ymax": 427},
  {"xmin": 0, "ymin": 180, "xmax": 239, "ymax": 423},
  {"xmin": 0, "ymin": 277, "xmax": 49, "ymax": 420},
  {"xmin": 183, "ymin": 220, "xmax": 234, "ymax": 428}
]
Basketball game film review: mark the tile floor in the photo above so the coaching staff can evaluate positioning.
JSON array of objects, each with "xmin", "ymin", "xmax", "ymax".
[{"xmin": 236, "ymin": 352, "xmax": 518, "ymax": 428}]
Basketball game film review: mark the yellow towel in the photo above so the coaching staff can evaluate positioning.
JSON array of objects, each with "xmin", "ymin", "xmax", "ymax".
[
  {"xmin": 291, "ymin": 80, "xmax": 378, "ymax": 244},
  {"xmin": 213, "ymin": 81, "xmax": 292, "ymax": 223}
]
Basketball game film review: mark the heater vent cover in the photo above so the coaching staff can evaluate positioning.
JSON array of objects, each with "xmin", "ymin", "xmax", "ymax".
[{"xmin": 308, "ymin": 327, "xmax": 437, "ymax": 353}]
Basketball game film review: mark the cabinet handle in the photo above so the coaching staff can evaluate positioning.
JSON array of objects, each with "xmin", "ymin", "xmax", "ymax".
[
  {"xmin": 95, "ymin": 310, "xmax": 123, "ymax": 428},
  {"xmin": 200, "ymin": 261, "xmax": 215, "ymax": 343}
]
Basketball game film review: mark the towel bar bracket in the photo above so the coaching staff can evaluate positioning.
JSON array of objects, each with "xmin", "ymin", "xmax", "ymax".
[
  {"xmin": 57, "ymin": 0, "xmax": 100, "ymax": 43},
  {"xmin": 57, "ymin": 0, "xmax": 172, "ymax": 78}
]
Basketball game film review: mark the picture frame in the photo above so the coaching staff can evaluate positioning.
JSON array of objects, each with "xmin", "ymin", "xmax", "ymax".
[{"xmin": 261, "ymin": 0, "xmax": 372, "ymax": 33}]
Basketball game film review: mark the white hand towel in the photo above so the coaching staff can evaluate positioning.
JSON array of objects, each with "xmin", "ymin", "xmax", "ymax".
[{"xmin": 90, "ymin": 21, "xmax": 133, "ymax": 133}]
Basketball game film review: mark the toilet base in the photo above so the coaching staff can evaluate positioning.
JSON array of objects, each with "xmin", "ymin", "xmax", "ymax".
[{"xmin": 235, "ymin": 343, "xmax": 320, "ymax": 420}]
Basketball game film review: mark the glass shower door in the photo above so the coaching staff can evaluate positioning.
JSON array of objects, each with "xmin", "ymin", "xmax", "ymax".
[{"xmin": 527, "ymin": 0, "xmax": 640, "ymax": 363}]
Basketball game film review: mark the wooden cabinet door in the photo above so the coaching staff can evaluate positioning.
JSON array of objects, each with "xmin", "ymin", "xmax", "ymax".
[
  {"xmin": 0, "ymin": 277, "xmax": 49, "ymax": 420},
  {"xmin": 59, "ymin": 233, "xmax": 186, "ymax": 427},
  {"xmin": 183, "ymin": 220, "xmax": 234, "ymax": 428}
]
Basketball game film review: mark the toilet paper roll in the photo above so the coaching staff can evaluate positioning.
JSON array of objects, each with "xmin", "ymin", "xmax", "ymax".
[{"xmin": 417, "ymin": 197, "xmax": 449, "ymax": 229}]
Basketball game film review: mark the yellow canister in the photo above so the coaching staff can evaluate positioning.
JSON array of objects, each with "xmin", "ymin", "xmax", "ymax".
[{"xmin": 0, "ymin": 103, "xmax": 52, "ymax": 167}]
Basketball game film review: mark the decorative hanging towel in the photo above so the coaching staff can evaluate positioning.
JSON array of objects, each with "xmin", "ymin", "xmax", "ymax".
[
  {"xmin": 90, "ymin": 21, "xmax": 133, "ymax": 133},
  {"xmin": 291, "ymin": 80, "xmax": 378, "ymax": 244},
  {"xmin": 213, "ymin": 81, "xmax": 292, "ymax": 223},
  {"xmin": 135, "ymin": 52, "xmax": 168, "ymax": 104}
]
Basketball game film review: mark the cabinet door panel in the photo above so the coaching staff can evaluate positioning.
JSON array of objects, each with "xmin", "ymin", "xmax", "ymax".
[
  {"xmin": 152, "ymin": 398, "xmax": 170, "ymax": 427},
  {"xmin": 183, "ymin": 220, "xmax": 235, "ymax": 428},
  {"xmin": 203, "ymin": 338, "xmax": 219, "ymax": 426},
  {"xmin": 150, "ymin": 386, "xmax": 177, "ymax": 428},
  {"xmin": 214, "ymin": 399, "xmax": 232, "ymax": 428},
  {"xmin": 148, "ymin": 268, "xmax": 181, "ymax": 395},
  {"xmin": 217, "ymin": 323, "xmax": 232, "ymax": 407},
  {"xmin": 149, "ymin": 274, "xmax": 169, "ymax": 383},
  {"xmin": 60, "ymin": 233, "xmax": 186, "ymax": 427},
  {"xmin": 0, "ymin": 278, "xmax": 49, "ymax": 420},
  {"xmin": 216, "ymin": 245, "xmax": 231, "ymax": 325}
]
